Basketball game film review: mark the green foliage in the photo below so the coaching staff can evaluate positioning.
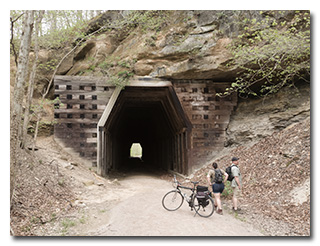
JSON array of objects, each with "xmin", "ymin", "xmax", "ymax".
[
  {"xmin": 117, "ymin": 60, "xmax": 131, "ymax": 68},
  {"xmin": 109, "ymin": 70, "xmax": 134, "ymax": 89},
  {"xmin": 38, "ymin": 25, "xmax": 87, "ymax": 49},
  {"xmin": 31, "ymin": 97, "xmax": 62, "ymax": 116},
  {"xmin": 98, "ymin": 60, "xmax": 113, "ymax": 70},
  {"xmin": 38, "ymin": 11, "xmax": 103, "ymax": 49},
  {"xmin": 219, "ymin": 11, "xmax": 310, "ymax": 98},
  {"xmin": 61, "ymin": 218, "xmax": 76, "ymax": 235},
  {"xmin": 97, "ymin": 56, "xmax": 135, "ymax": 88},
  {"xmin": 38, "ymin": 59, "xmax": 58, "ymax": 72},
  {"xmin": 79, "ymin": 215, "xmax": 86, "ymax": 224},
  {"xmin": 125, "ymin": 10, "xmax": 169, "ymax": 33},
  {"xmin": 11, "ymin": 11, "xmax": 100, "ymax": 50},
  {"xmin": 28, "ymin": 97, "xmax": 62, "ymax": 134},
  {"xmin": 10, "ymin": 10, "xmax": 24, "ymax": 39},
  {"xmin": 221, "ymin": 181, "xmax": 233, "ymax": 198}
]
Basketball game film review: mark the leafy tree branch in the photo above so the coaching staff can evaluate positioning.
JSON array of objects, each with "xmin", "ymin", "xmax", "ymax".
[{"xmin": 218, "ymin": 11, "xmax": 310, "ymax": 98}]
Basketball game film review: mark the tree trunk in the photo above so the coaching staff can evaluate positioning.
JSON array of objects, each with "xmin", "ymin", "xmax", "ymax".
[
  {"xmin": 10, "ymin": 10, "xmax": 34, "ymax": 202},
  {"xmin": 10, "ymin": 12, "xmax": 24, "ymax": 68},
  {"xmin": 22, "ymin": 11, "xmax": 44, "ymax": 150},
  {"xmin": 32, "ymin": 114, "xmax": 41, "ymax": 151}
]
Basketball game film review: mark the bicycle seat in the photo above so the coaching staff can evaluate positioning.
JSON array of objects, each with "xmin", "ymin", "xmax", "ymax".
[{"xmin": 191, "ymin": 181, "xmax": 199, "ymax": 185}]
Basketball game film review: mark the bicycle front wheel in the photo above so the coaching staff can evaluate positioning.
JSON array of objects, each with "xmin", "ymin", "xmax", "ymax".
[
  {"xmin": 193, "ymin": 196, "xmax": 215, "ymax": 218},
  {"xmin": 162, "ymin": 190, "xmax": 184, "ymax": 211}
]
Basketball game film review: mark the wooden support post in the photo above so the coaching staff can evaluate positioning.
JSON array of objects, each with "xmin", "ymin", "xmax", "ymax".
[{"xmin": 97, "ymin": 126, "xmax": 103, "ymax": 176}]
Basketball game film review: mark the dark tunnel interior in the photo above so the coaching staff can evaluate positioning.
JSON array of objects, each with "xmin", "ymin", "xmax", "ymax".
[
  {"xmin": 109, "ymin": 102, "xmax": 174, "ymax": 172},
  {"xmin": 100, "ymin": 86, "xmax": 191, "ymax": 175}
]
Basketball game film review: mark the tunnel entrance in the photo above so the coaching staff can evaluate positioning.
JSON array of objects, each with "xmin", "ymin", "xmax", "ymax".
[{"xmin": 97, "ymin": 80, "xmax": 192, "ymax": 176}]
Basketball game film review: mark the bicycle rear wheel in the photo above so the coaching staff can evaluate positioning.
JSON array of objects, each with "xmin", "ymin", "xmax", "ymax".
[
  {"xmin": 162, "ymin": 190, "xmax": 184, "ymax": 211},
  {"xmin": 193, "ymin": 196, "xmax": 215, "ymax": 218}
]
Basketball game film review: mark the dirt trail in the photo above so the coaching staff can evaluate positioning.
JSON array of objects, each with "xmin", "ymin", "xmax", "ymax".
[
  {"xmin": 51, "ymin": 172, "xmax": 264, "ymax": 236},
  {"xmin": 30, "ymin": 137, "xmax": 263, "ymax": 236}
]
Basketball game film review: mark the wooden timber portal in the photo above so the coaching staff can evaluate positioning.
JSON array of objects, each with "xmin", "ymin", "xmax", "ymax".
[{"xmin": 54, "ymin": 76, "xmax": 237, "ymax": 176}]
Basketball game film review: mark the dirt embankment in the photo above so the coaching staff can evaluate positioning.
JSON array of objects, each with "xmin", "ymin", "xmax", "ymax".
[{"xmin": 191, "ymin": 116, "xmax": 310, "ymax": 236}]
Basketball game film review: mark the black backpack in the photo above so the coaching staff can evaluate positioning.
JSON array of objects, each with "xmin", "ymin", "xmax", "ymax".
[
  {"xmin": 215, "ymin": 169, "xmax": 223, "ymax": 183},
  {"xmin": 225, "ymin": 165, "xmax": 237, "ymax": 181}
]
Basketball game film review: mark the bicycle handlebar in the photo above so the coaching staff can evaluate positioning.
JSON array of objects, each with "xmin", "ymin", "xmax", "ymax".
[
  {"xmin": 173, "ymin": 175, "xmax": 181, "ymax": 185},
  {"xmin": 173, "ymin": 175, "xmax": 198, "ymax": 190}
]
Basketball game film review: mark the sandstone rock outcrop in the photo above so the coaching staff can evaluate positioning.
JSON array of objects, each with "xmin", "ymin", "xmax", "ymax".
[
  {"xmin": 31, "ymin": 10, "xmax": 298, "ymax": 84},
  {"xmin": 63, "ymin": 11, "xmax": 243, "ymax": 79},
  {"xmin": 225, "ymin": 82, "xmax": 310, "ymax": 147}
]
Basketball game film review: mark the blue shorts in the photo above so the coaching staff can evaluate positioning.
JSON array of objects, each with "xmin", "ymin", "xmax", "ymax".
[{"xmin": 212, "ymin": 183, "xmax": 225, "ymax": 194}]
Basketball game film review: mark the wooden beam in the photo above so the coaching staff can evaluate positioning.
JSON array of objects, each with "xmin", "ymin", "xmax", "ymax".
[{"xmin": 98, "ymin": 87, "xmax": 122, "ymax": 128}]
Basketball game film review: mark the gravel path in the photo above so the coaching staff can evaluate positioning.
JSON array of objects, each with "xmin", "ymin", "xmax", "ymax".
[{"xmin": 68, "ymin": 173, "xmax": 264, "ymax": 236}]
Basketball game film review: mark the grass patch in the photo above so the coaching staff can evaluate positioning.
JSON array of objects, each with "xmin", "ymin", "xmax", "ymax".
[{"xmin": 61, "ymin": 218, "xmax": 76, "ymax": 235}]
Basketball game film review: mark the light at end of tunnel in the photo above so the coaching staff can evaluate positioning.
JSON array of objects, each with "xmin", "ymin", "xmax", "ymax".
[{"xmin": 130, "ymin": 143, "xmax": 143, "ymax": 158}]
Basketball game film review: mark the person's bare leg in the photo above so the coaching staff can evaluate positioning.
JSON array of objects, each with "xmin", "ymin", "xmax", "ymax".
[
  {"xmin": 214, "ymin": 193, "xmax": 223, "ymax": 214},
  {"xmin": 213, "ymin": 194, "xmax": 218, "ymax": 207},
  {"xmin": 232, "ymin": 187, "xmax": 238, "ymax": 210},
  {"xmin": 214, "ymin": 193, "xmax": 222, "ymax": 210}
]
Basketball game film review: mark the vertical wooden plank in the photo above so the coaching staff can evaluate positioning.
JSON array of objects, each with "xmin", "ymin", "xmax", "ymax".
[
  {"xmin": 101, "ymin": 130, "xmax": 106, "ymax": 176},
  {"xmin": 97, "ymin": 126, "xmax": 103, "ymax": 176}
]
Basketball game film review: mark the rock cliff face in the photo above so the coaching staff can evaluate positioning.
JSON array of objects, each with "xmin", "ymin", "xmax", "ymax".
[
  {"xmin": 33, "ymin": 10, "xmax": 299, "ymax": 84},
  {"xmin": 48, "ymin": 10, "xmax": 303, "ymax": 82},
  {"xmin": 226, "ymin": 82, "xmax": 310, "ymax": 147},
  {"xmin": 53, "ymin": 11, "xmax": 284, "ymax": 80},
  {"xmin": 36, "ymin": 10, "xmax": 310, "ymax": 147},
  {"xmin": 59, "ymin": 10, "xmax": 238, "ymax": 80}
]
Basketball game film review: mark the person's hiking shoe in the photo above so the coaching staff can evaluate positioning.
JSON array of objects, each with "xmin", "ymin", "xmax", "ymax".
[
  {"xmin": 217, "ymin": 209, "xmax": 223, "ymax": 215},
  {"xmin": 232, "ymin": 207, "xmax": 242, "ymax": 213}
]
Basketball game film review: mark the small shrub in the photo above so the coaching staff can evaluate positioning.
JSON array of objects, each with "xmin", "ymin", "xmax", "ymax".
[{"xmin": 222, "ymin": 181, "xmax": 233, "ymax": 198}]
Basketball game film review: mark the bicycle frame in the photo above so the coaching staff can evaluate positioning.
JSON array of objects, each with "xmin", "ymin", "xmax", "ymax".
[
  {"xmin": 173, "ymin": 175, "xmax": 198, "ymax": 204},
  {"xmin": 162, "ymin": 175, "xmax": 215, "ymax": 217}
]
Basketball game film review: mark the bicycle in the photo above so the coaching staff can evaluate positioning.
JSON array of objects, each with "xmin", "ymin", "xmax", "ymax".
[{"xmin": 162, "ymin": 175, "xmax": 215, "ymax": 218}]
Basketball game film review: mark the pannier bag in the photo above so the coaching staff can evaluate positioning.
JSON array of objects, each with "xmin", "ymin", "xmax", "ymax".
[
  {"xmin": 196, "ymin": 185, "xmax": 208, "ymax": 192},
  {"xmin": 196, "ymin": 186, "xmax": 210, "ymax": 207}
]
